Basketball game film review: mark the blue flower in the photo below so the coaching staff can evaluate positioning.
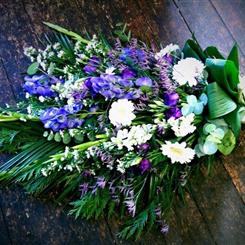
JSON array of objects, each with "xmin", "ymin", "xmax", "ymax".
[
  {"xmin": 181, "ymin": 93, "xmax": 208, "ymax": 116},
  {"xmin": 135, "ymin": 77, "xmax": 153, "ymax": 87}
]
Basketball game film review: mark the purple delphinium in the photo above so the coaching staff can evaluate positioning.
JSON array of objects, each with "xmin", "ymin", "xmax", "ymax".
[
  {"xmin": 40, "ymin": 106, "xmax": 84, "ymax": 132},
  {"xmin": 135, "ymin": 77, "xmax": 153, "ymax": 87},
  {"xmin": 139, "ymin": 159, "xmax": 151, "ymax": 173},
  {"xmin": 165, "ymin": 107, "xmax": 182, "ymax": 119},
  {"xmin": 23, "ymin": 75, "xmax": 59, "ymax": 97},
  {"xmin": 163, "ymin": 92, "xmax": 179, "ymax": 107}
]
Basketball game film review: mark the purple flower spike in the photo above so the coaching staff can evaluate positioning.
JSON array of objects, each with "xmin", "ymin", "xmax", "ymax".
[
  {"xmin": 165, "ymin": 107, "xmax": 182, "ymax": 119},
  {"xmin": 135, "ymin": 77, "xmax": 153, "ymax": 87},
  {"xmin": 164, "ymin": 92, "xmax": 179, "ymax": 107},
  {"xmin": 139, "ymin": 159, "xmax": 151, "ymax": 173}
]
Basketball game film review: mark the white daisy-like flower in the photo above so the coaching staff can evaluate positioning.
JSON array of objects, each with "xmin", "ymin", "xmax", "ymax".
[
  {"xmin": 172, "ymin": 58, "xmax": 205, "ymax": 87},
  {"xmin": 109, "ymin": 99, "xmax": 136, "ymax": 127},
  {"xmin": 105, "ymin": 66, "xmax": 116, "ymax": 75},
  {"xmin": 155, "ymin": 43, "xmax": 179, "ymax": 59},
  {"xmin": 161, "ymin": 141, "xmax": 195, "ymax": 164},
  {"xmin": 168, "ymin": 113, "xmax": 196, "ymax": 137}
]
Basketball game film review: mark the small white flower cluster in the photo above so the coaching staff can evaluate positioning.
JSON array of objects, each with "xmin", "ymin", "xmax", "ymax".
[
  {"xmin": 168, "ymin": 113, "xmax": 196, "ymax": 137},
  {"xmin": 111, "ymin": 124, "xmax": 155, "ymax": 151},
  {"xmin": 24, "ymin": 46, "xmax": 37, "ymax": 62},
  {"xmin": 172, "ymin": 57, "xmax": 205, "ymax": 87},
  {"xmin": 40, "ymin": 147, "xmax": 82, "ymax": 177},
  {"xmin": 161, "ymin": 141, "xmax": 195, "ymax": 164},
  {"xmin": 116, "ymin": 153, "xmax": 142, "ymax": 173},
  {"xmin": 51, "ymin": 78, "xmax": 85, "ymax": 101},
  {"xmin": 155, "ymin": 43, "xmax": 180, "ymax": 60}
]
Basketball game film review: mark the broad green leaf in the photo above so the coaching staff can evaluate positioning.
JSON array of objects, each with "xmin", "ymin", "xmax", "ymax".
[
  {"xmin": 218, "ymin": 129, "xmax": 236, "ymax": 155},
  {"xmin": 224, "ymin": 107, "xmax": 241, "ymax": 139},
  {"xmin": 205, "ymin": 58, "xmax": 239, "ymax": 101},
  {"xmin": 207, "ymin": 82, "xmax": 237, "ymax": 119},
  {"xmin": 182, "ymin": 39, "xmax": 206, "ymax": 61},
  {"xmin": 227, "ymin": 44, "xmax": 239, "ymax": 71},
  {"xmin": 43, "ymin": 22, "xmax": 89, "ymax": 44},
  {"xmin": 204, "ymin": 46, "xmax": 224, "ymax": 59},
  {"xmin": 27, "ymin": 62, "xmax": 39, "ymax": 75}
]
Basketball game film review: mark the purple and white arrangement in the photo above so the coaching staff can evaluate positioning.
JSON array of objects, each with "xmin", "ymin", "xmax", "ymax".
[{"xmin": 0, "ymin": 23, "xmax": 244, "ymax": 239}]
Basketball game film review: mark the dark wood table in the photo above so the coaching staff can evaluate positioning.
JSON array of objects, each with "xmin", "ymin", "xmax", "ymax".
[{"xmin": 0, "ymin": 0, "xmax": 244, "ymax": 244}]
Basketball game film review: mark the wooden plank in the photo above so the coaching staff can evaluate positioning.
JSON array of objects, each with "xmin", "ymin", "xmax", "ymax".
[
  {"xmin": 175, "ymin": 0, "xmax": 245, "ymax": 73},
  {"xmin": 0, "ymin": 1, "xmax": 40, "ymax": 100},
  {"xmin": 0, "ymin": 187, "xmax": 113, "ymax": 245},
  {"xmin": 222, "ymin": 130, "xmax": 245, "ymax": 203},
  {"xmin": 211, "ymin": 0, "xmax": 245, "ymax": 73},
  {"xmin": 0, "ymin": 59, "xmax": 16, "ymax": 106},
  {"xmin": 137, "ymin": 0, "xmax": 191, "ymax": 47},
  {"xmin": 190, "ymin": 161, "xmax": 245, "ymax": 244}
]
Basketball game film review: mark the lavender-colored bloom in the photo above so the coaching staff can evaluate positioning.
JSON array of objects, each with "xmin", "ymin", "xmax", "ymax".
[
  {"xmin": 96, "ymin": 176, "xmax": 106, "ymax": 189},
  {"xmin": 164, "ymin": 92, "xmax": 179, "ymax": 106},
  {"xmin": 83, "ymin": 56, "xmax": 100, "ymax": 74},
  {"xmin": 124, "ymin": 199, "xmax": 136, "ymax": 217},
  {"xmin": 83, "ymin": 64, "xmax": 97, "ymax": 74},
  {"xmin": 79, "ymin": 183, "xmax": 89, "ymax": 197},
  {"xmin": 122, "ymin": 68, "xmax": 135, "ymax": 79},
  {"xmin": 160, "ymin": 224, "xmax": 169, "ymax": 234},
  {"xmin": 137, "ymin": 143, "xmax": 150, "ymax": 152},
  {"xmin": 135, "ymin": 77, "xmax": 153, "ymax": 87},
  {"xmin": 118, "ymin": 78, "xmax": 133, "ymax": 87},
  {"xmin": 139, "ymin": 159, "xmax": 151, "ymax": 173},
  {"xmin": 165, "ymin": 107, "xmax": 182, "ymax": 119}
]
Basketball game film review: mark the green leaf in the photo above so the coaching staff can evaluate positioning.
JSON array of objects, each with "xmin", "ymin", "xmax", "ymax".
[
  {"xmin": 182, "ymin": 39, "xmax": 206, "ymax": 61},
  {"xmin": 27, "ymin": 62, "xmax": 39, "ymax": 75},
  {"xmin": 205, "ymin": 58, "xmax": 239, "ymax": 101},
  {"xmin": 207, "ymin": 82, "xmax": 237, "ymax": 119},
  {"xmin": 218, "ymin": 129, "xmax": 236, "ymax": 155},
  {"xmin": 204, "ymin": 46, "xmax": 224, "ymax": 59},
  {"xmin": 43, "ymin": 22, "xmax": 89, "ymax": 44},
  {"xmin": 224, "ymin": 107, "xmax": 241, "ymax": 139},
  {"xmin": 227, "ymin": 44, "xmax": 239, "ymax": 71}
]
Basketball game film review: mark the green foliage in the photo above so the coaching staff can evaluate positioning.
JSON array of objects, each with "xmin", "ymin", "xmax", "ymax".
[
  {"xmin": 118, "ymin": 203, "xmax": 156, "ymax": 240},
  {"xmin": 69, "ymin": 190, "xmax": 111, "ymax": 219},
  {"xmin": 43, "ymin": 22, "xmax": 89, "ymax": 44},
  {"xmin": 27, "ymin": 62, "xmax": 39, "ymax": 75}
]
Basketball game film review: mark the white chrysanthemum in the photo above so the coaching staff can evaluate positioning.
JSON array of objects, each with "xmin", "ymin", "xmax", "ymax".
[
  {"xmin": 168, "ymin": 113, "xmax": 196, "ymax": 137},
  {"xmin": 161, "ymin": 141, "xmax": 195, "ymax": 164},
  {"xmin": 155, "ymin": 43, "xmax": 179, "ymax": 59},
  {"xmin": 172, "ymin": 58, "xmax": 205, "ymax": 87},
  {"xmin": 109, "ymin": 99, "xmax": 136, "ymax": 127}
]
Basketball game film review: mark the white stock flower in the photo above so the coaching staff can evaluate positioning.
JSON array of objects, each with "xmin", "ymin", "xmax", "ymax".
[
  {"xmin": 109, "ymin": 99, "xmax": 136, "ymax": 127},
  {"xmin": 172, "ymin": 58, "xmax": 205, "ymax": 87},
  {"xmin": 155, "ymin": 43, "xmax": 179, "ymax": 59},
  {"xmin": 161, "ymin": 141, "xmax": 195, "ymax": 164},
  {"xmin": 168, "ymin": 113, "xmax": 196, "ymax": 137},
  {"xmin": 111, "ymin": 124, "xmax": 154, "ymax": 151}
]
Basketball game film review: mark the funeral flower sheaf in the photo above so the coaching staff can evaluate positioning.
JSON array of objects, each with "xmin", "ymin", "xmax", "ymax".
[{"xmin": 0, "ymin": 23, "xmax": 244, "ymax": 240}]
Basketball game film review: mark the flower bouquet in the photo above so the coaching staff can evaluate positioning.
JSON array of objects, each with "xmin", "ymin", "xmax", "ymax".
[{"xmin": 0, "ymin": 23, "xmax": 244, "ymax": 239}]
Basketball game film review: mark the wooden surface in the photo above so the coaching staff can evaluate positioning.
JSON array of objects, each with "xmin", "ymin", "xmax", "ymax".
[{"xmin": 0, "ymin": 0, "xmax": 244, "ymax": 244}]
